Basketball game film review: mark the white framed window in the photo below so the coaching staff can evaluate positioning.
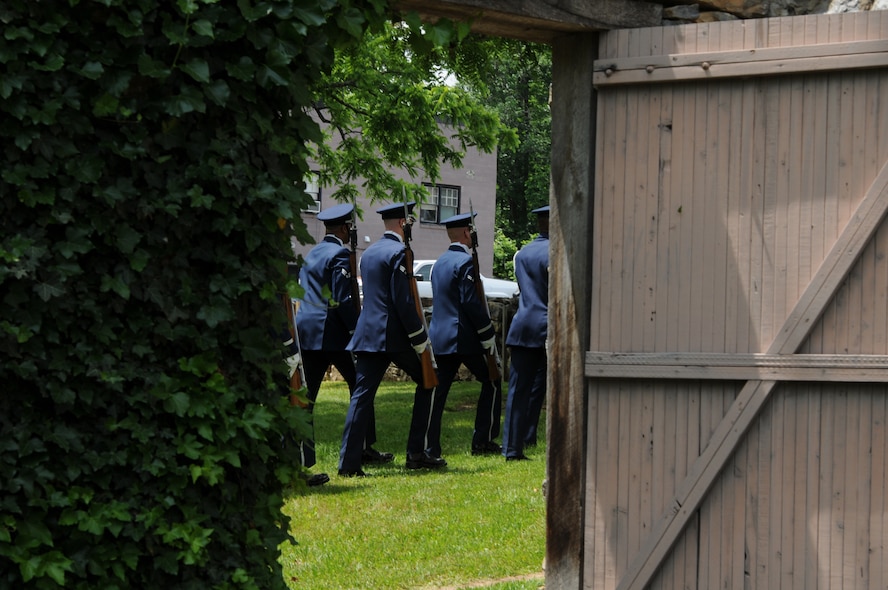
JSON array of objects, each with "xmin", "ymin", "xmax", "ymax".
[
  {"xmin": 420, "ymin": 183, "xmax": 460, "ymax": 224},
  {"xmin": 302, "ymin": 172, "xmax": 321, "ymax": 213}
]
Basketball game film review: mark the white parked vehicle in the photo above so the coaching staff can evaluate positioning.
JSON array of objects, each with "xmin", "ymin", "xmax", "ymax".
[{"xmin": 412, "ymin": 259, "xmax": 519, "ymax": 300}]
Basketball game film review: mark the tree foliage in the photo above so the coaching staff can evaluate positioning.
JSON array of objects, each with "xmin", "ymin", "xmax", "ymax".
[
  {"xmin": 0, "ymin": 1, "xmax": 394, "ymax": 588},
  {"xmin": 460, "ymin": 38, "xmax": 552, "ymax": 243},
  {"xmin": 308, "ymin": 20, "xmax": 517, "ymax": 213}
]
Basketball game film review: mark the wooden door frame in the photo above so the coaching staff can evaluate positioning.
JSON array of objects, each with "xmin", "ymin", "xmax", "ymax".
[{"xmin": 547, "ymin": 33, "xmax": 599, "ymax": 590}]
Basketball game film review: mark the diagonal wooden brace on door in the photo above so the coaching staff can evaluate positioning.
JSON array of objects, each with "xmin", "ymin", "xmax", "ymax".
[{"xmin": 613, "ymin": 158, "xmax": 888, "ymax": 590}]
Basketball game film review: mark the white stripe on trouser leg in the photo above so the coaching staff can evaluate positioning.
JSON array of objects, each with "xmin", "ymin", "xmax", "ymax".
[
  {"xmin": 485, "ymin": 380, "xmax": 496, "ymax": 440},
  {"xmin": 423, "ymin": 386, "xmax": 437, "ymax": 451}
]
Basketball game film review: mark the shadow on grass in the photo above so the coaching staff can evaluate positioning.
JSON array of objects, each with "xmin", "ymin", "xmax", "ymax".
[{"xmin": 281, "ymin": 378, "xmax": 547, "ymax": 589}]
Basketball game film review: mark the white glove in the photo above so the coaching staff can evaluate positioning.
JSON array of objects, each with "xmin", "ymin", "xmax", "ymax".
[
  {"xmin": 284, "ymin": 353, "xmax": 301, "ymax": 379},
  {"xmin": 412, "ymin": 338, "xmax": 430, "ymax": 355},
  {"xmin": 481, "ymin": 336, "xmax": 496, "ymax": 354}
]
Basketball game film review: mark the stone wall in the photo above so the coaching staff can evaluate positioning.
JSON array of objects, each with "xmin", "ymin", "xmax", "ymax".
[{"xmin": 662, "ymin": 0, "xmax": 887, "ymax": 24}]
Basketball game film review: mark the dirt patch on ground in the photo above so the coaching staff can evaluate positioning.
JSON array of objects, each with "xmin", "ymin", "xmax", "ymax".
[{"xmin": 431, "ymin": 572, "xmax": 545, "ymax": 589}]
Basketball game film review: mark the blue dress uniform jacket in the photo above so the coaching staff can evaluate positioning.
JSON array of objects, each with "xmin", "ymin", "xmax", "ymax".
[
  {"xmin": 429, "ymin": 244, "xmax": 496, "ymax": 354},
  {"xmin": 506, "ymin": 234, "xmax": 549, "ymax": 348},
  {"xmin": 296, "ymin": 235, "xmax": 359, "ymax": 350},
  {"xmin": 502, "ymin": 232, "xmax": 549, "ymax": 459},
  {"xmin": 292, "ymin": 234, "xmax": 368, "ymax": 469},
  {"xmin": 426, "ymin": 243, "xmax": 501, "ymax": 457},
  {"xmin": 339, "ymin": 231, "xmax": 434, "ymax": 473},
  {"xmin": 348, "ymin": 233, "xmax": 427, "ymax": 353}
]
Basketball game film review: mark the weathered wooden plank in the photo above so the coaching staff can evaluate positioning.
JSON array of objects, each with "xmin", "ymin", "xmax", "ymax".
[
  {"xmin": 616, "ymin": 159, "xmax": 888, "ymax": 590},
  {"xmin": 660, "ymin": 387, "xmax": 678, "ymax": 589},
  {"xmin": 774, "ymin": 384, "xmax": 791, "ymax": 590},
  {"xmin": 587, "ymin": 351, "xmax": 888, "ymax": 368},
  {"xmin": 584, "ymin": 382, "xmax": 605, "ymax": 590},
  {"xmin": 830, "ymin": 389, "xmax": 848, "ymax": 589},
  {"xmin": 595, "ymin": 37, "xmax": 888, "ymax": 71},
  {"xmin": 654, "ymin": 73, "xmax": 674, "ymax": 356},
  {"xmin": 773, "ymin": 77, "xmax": 792, "ymax": 340},
  {"xmin": 547, "ymin": 34, "xmax": 597, "ymax": 590},
  {"xmin": 592, "ymin": 39, "xmax": 888, "ymax": 86},
  {"xmin": 803, "ymin": 385, "xmax": 822, "ymax": 590},
  {"xmin": 767, "ymin": 388, "xmax": 792, "ymax": 588},
  {"xmin": 754, "ymin": 395, "xmax": 773, "ymax": 589},
  {"xmin": 622, "ymin": 33, "xmax": 641, "ymax": 353},
  {"xmin": 586, "ymin": 365, "xmax": 888, "ymax": 382},
  {"xmin": 871, "ymin": 393, "xmax": 888, "ymax": 587},
  {"xmin": 604, "ymin": 385, "xmax": 621, "ymax": 588},
  {"xmin": 641, "ymin": 28, "xmax": 660, "ymax": 353},
  {"xmin": 855, "ymin": 390, "xmax": 873, "ymax": 588},
  {"xmin": 591, "ymin": 39, "xmax": 613, "ymax": 352},
  {"xmin": 393, "ymin": 0, "xmax": 662, "ymax": 43}
]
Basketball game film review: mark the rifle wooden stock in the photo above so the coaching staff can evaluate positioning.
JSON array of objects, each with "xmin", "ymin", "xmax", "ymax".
[
  {"xmin": 349, "ymin": 225, "xmax": 362, "ymax": 315},
  {"xmin": 404, "ymin": 246, "xmax": 438, "ymax": 389},
  {"xmin": 283, "ymin": 295, "xmax": 308, "ymax": 407},
  {"xmin": 469, "ymin": 235, "xmax": 502, "ymax": 381}
]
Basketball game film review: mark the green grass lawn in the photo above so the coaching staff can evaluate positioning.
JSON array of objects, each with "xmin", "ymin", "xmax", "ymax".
[{"xmin": 280, "ymin": 379, "xmax": 547, "ymax": 590}]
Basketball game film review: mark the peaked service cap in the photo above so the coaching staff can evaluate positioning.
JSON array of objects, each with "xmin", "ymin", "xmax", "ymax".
[
  {"xmin": 317, "ymin": 203, "xmax": 354, "ymax": 226},
  {"xmin": 531, "ymin": 205, "xmax": 550, "ymax": 215},
  {"xmin": 377, "ymin": 202, "xmax": 415, "ymax": 219},
  {"xmin": 439, "ymin": 212, "xmax": 476, "ymax": 228}
]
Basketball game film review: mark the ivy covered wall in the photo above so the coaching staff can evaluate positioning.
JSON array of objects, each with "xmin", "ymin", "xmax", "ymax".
[{"xmin": 0, "ymin": 1, "xmax": 388, "ymax": 587}]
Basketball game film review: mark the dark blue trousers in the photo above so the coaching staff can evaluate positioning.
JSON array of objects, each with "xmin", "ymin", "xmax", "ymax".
[
  {"xmin": 300, "ymin": 349, "xmax": 376, "ymax": 468},
  {"xmin": 502, "ymin": 345, "xmax": 546, "ymax": 459},
  {"xmin": 338, "ymin": 350, "xmax": 436, "ymax": 472},
  {"xmin": 426, "ymin": 353, "xmax": 502, "ymax": 457}
]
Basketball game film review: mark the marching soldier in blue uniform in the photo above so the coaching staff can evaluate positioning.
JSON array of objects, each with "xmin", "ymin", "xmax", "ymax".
[
  {"xmin": 502, "ymin": 205, "xmax": 550, "ymax": 461},
  {"xmin": 295, "ymin": 203, "xmax": 392, "ymax": 481},
  {"xmin": 426, "ymin": 213, "xmax": 502, "ymax": 458},
  {"xmin": 338, "ymin": 202, "xmax": 446, "ymax": 476}
]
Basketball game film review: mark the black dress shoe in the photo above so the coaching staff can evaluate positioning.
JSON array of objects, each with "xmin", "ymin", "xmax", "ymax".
[
  {"xmin": 361, "ymin": 447, "xmax": 395, "ymax": 464},
  {"xmin": 505, "ymin": 454, "xmax": 530, "ymax": 461},
  {"xmin": 337, "ymin": 468, "xmax": 368, "ymax": 477},
  {"xmin": 305, "ymin": 473, "xmax": 330, "ymax": 487},
  {"xmin": 405, "ymin": 452, "xmax": 447, "ymax": 470},
  {"xmin": 471, "ymin": 441, "xmax": 502, "ymax": 456}
]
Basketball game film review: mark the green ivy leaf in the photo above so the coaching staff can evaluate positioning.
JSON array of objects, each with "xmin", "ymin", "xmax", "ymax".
[
  {"xmin": 336, "ymin": 7, "xmax": 365, "ymax": 39},
  {"xmin": 129, "ymin": 249, "xmax": 150, "ymax": 272},
  {"xmin": 177, "ymin": 0, "xmax": 199, "ymax": 15},
  {"xmin": 93, "ymin": 93, "xmax": 120, "ymax": 117},
  {"xmin": 204, "ymin": 79, "xmax": 230, "ymax": 106},
  {"xmin": 34, "ymin": 281, "xmax": 65, "ymax": 301},
  {"xmin": 192, "ymin": 19, "xmax": 214, "ymax": 38},
  {"xmin": 79, "ymin": 61, "xmax": 104, "ymax": 80},
  {"xmin": 137, "ymin": 54, "xmax": 171, "ymax": 78},
  {"xmin": 196, "ymin": 304, "xmax": 232, "ymax": 328},
  {"xmin": 116, "ymin": 225, "xmax": 141, "ymax": 253},
  {"xmin": 292, "ymin": 5, "xmax": 326, "ymax": 27},
  {"xmin": 65, "ymin": 155, "xmax": 102, "ymax": 184},
  {"xmin": 32, "ymin": 53, "xmax": 64, "ymax": 72},
  {"xmin": 19, "ymin": 518, "xmax": 53, "ymax": 548},
  {"xmin": 165, "ymin": 392, "xmax": 190, "ymax": 416},
  {"xmin": 180, "ymin": 58, "xmax": 210, "ymax": 83},
  {"xmin": 100, "ymin": 275, "xmax": 130, "ymax": 300},
  {"xmin": 166, "ymin": 86, "xmax": 206, "ymax": 115}
]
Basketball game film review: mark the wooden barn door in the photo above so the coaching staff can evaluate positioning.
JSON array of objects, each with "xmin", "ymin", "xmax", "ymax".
[{"xmin": 583, "ymin": 12, "xmax": 888, "ymax": 590}]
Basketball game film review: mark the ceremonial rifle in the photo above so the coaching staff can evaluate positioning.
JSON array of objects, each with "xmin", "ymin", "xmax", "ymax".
[
  {"xmin": 283, "ymin": 294, "xmax": 308, "ymax": 407},
  {"xmin": 348, "ymin": 207, "xmax": 362, "ymax": 315},
  {"xmin": 468, "ymin": 201, "xmax": 502, "ymax": 380},
  {"xmin": 402, "ymin": 195, "xmax": 438, "ymax": 388}
]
